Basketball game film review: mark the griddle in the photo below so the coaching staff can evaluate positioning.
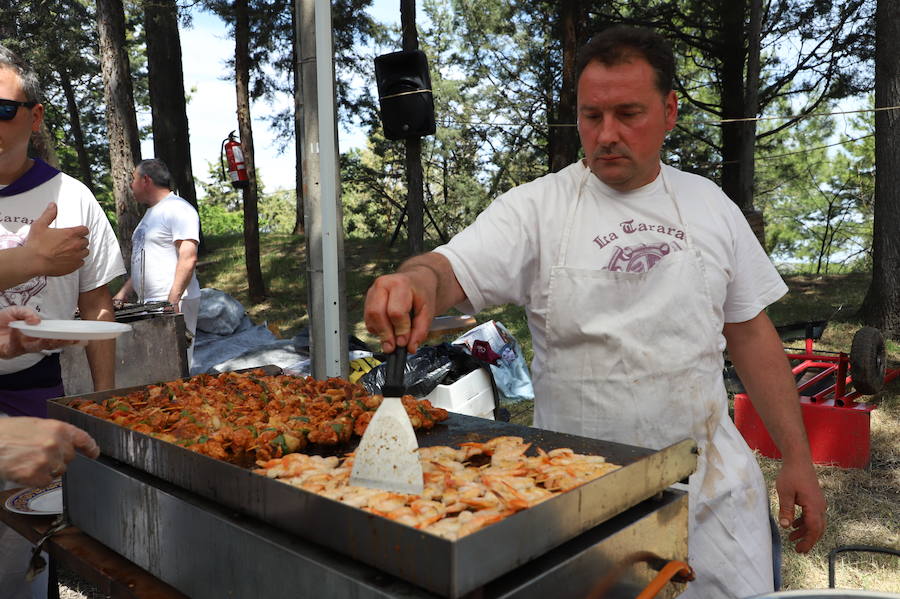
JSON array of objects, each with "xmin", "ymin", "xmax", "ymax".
[
  {"xmin": 49, "ymin": 376, "xmax": 697, "ymax": 598},
  {"xmin": 112, "ymin": 300, "xmax": 171, "ymax": 323}
]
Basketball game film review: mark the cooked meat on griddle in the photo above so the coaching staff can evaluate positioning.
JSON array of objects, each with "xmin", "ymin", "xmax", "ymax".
[
  {"xmin": 70, "ymin": 370, "xmax": 449, "ymax": 465},
  {"xmin": 255, "ymin": 436, "xmax": 621, "ymax": 540}
]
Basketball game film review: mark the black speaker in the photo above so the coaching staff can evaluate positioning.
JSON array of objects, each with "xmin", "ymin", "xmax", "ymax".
[{"xmin": 374, "ymin": 49, "xmax": 436, "ymax": 140}]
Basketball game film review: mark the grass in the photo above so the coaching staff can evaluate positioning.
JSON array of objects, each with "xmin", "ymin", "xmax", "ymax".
[{"xmin": 198, "ymin": 233, "xmax": 899, "ymax": 593}]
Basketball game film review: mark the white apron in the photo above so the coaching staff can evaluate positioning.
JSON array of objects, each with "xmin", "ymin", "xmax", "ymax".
[{"xmin": 536, "ymin": 166, "xmax": 773, "ymax": 598}]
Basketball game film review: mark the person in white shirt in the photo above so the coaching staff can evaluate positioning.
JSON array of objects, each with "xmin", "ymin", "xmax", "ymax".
[
  {"xmin": 0, "ymin": 45, "xmax": 121, "ymax": 599},
  {"xmin": 113, "ymin": 158, "xmax": 201, "ymax": 365},
  {"xmin": 0, "ymin": 46, "xmax": 125, "ymax": 414},
  {"xmin": 363, "ymin": 26, "xmax": 826, "ymax": 599}
]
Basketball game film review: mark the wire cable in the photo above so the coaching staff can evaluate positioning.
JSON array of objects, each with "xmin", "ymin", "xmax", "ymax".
[{"xmin": 435, "ymin": 104, "xmax": 895, "ymax": 129}]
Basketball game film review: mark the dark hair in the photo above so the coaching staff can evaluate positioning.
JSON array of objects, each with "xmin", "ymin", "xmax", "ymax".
[
  {"xmin": 575, "ymin": 26, "xmax": 675, "ymax": 96},
  {"xmin": 136, "ymin": 159, "xmax": 173, "ymax": 190},
  {"xmin": 0, "ymin": 45, "xmax": 42, "ymax": 103}
]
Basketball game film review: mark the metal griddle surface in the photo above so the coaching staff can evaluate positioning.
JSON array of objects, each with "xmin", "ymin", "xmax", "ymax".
[{"xmin": 49, "ymin": 376, "xmax": 696, "ymax": 598}]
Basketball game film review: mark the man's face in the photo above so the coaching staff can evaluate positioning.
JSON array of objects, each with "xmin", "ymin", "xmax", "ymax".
[
  {"xmin": 0, "ymin": 67, "xmax": 43, "ymax": 181},
  {"xmin": 577, "ymin": 57, "xmax": 676, "ymax": 192},
  {"xmin": 130, "ymin": 169, "xmax": 149, "ymax": 204}
]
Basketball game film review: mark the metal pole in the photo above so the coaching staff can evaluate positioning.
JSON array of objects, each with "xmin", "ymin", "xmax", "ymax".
[{"xmin": 298, "ymin": 0, "xmax": 348, "ymax": 379}]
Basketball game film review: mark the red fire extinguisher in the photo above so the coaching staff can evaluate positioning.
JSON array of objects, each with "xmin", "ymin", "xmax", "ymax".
[{"xmin": 221, "ymin": 131, "xmax": 249, "ymax": 189}]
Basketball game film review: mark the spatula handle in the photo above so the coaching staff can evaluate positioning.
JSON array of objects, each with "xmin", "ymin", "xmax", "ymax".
[{"xmin": 381, "ymin": 346, "xmax": 407, "ymax": 397}]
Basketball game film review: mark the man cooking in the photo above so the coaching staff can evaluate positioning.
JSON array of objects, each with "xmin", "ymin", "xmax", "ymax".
[{"xmin": 363, "ymin": 26, "xmax": 825, "ymax": 598}]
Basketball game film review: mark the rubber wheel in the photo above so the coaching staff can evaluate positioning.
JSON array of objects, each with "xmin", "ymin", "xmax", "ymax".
[{"xmin": 850, "ymin": 327, "xmax": 886, "ymax": 395}]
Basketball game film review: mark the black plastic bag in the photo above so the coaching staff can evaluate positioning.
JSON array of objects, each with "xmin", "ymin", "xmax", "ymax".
[{"xmin": 360, "ymin": 343, "xmax": 499, "ymax": 402}]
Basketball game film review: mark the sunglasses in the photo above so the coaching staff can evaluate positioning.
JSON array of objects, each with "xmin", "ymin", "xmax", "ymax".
[{"xmin": 0, "ymin": 99, "xmax": 38, "ymax": 121}]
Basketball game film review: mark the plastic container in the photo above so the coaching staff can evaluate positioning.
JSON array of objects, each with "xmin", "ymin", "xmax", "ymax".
[{"xmin": 423, "ymin": 367, "xmax": 495, "ymax": 420}]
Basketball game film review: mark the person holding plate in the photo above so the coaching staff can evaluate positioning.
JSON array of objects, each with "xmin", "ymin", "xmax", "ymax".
[
  {"xmin": 0, "ymin": 45, "xmax": 118, "ymax": 599},
  {"xmin": 0, "ymin": 46, "xmax": 126, "ymax": 419},
  {"xmin": 0, "ymin": 304, "xmax": 100, "ymax": 599}
]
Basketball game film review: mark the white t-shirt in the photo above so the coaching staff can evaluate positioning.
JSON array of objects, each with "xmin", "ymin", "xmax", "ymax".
[
  {"xmin": 131, "ymin": 193, "xmax": 201, "ymax": 302},
  {"xmin": 435, "ymin": 161, "xmax": 787, "ymax": 379},
  {"xmin": 0, "ymin": 172, "xmax": 126, "ymax": 374}
]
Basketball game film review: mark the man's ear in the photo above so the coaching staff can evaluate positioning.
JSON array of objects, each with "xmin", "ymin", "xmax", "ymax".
[
  {"xmin": 665, "ymin": 91, "xmax": 677, "ymax": 131},
  {"xmin": 30, "ymin": 103, "xmax": 44, "ymax": 133}
]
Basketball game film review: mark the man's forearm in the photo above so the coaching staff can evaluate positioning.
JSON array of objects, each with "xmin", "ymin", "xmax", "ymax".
[
  {"xmin": 78, "ymin": 285, "xmax": 116, "ymax": 391},
  {"xmin": 168, "ymin": 241, "xmax": 198, "ymax": 307},
  {"xmin": 397, "ymin": 252, "xmax": 466, "ymax": 315},
  {"xmin": 724, "ymin": 312, "xmax": 813, "ymax": 464},
  {"xmin": 112, "ymin": 278, "xmax": 134, "ymax": 302},
  {"xmin": 167, "ymin": 260, "xmax": 196, "ymax": 306},
  {"xmin": 84, "ymin": 339, "xmax": 115, "ymax": 391},
  {"xmin": 0, "ymin": 247, "xmax": 38, "ymax": 290}
]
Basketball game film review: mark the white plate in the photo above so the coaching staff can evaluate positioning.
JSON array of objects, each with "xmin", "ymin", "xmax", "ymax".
[
  {"xmin": 10, "ymin": 320, "xmax": 132, "ymax": 340},
  {"xmin": 4, "ymin": 478, "xmax": 63, "ymax": 516}
]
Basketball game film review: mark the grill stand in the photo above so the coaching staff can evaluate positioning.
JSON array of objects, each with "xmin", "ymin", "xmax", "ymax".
[{"xmin": 66, "ymin": 455, "xmax": 689, "ymax": 599}]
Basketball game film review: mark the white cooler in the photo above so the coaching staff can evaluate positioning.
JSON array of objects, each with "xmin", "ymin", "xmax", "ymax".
[{"xmin": 423, "ymin": 367, "xmax": 495, "ymax": 420}]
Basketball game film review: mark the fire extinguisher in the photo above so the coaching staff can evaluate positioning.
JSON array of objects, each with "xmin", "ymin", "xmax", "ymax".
[{"xmin": 220, "ymin": 131, "xmax": 249, "ymax": 189}]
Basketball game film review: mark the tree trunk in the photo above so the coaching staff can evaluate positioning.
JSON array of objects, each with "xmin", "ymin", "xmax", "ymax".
[
  {"xmin": 57, "ymin": 65, "xmax": 94, "ymax": 191},
  {"xmin": 291, "ymin": 0, "xmax": 305, "ymax": 236},
  {"xmin": 718, "ymin": 0, "xmax": 748, "ymax": 209},
  {"xmin": 860, "ymin": 0, "xmax": 900, "ymax": 338},
  {"xmin": 143, "ymin": 0, "xmax": 199, "ymax": 216},
  {"xmin": 741, "ymin": 0, "xmax": 764, "ymax": 245},
  {"xmin": 96, "ymin": 0, "xmax": 143, "ymax": 267},
  {"xmin": 718, "ymin": 0, "xmax": 765, "ymax": 245},
  {"xmin": 234, "ymin": 0, "xmax": 267, "ymax": 302},
  {"xmin": 401, "ymin": 0, "xmax": 424, "ymax": 255},
  {"xmin": 549, "ymin": 0, "xmax": 582, "ymax": 172}
]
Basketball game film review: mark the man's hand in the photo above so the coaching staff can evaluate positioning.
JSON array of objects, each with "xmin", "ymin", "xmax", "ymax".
[
  {"xmin": 724, "ymin": 312, "xmax": 827, "ymax": 553},
  {"xmin": 24, "ymin": 202, "xmax": 89, "ymax": 278},
  {"xmin": 0, "ymin": 417, "xmax": 99, "ymax": 487},
  {"xmin": 112, "ymin": 278, "xmax": 135, "ymax": 308},
  {"xmin": 0, "ymin": 306, "xmax": 79, "ymax": 358},
  {"xmin": 364, "ymin": 270, "xmax": 435, "ymax": 354},
  {"xmin": 775, "ymin": 459, "xmax": 827, "ymax": 553},
  {"xmin": 364, "ymin": 252, "xmax": 467, "ymax": 354}
]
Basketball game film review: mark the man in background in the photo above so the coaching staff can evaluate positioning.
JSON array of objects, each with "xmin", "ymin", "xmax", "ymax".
[{"xmin": 113, "ymin": 158, "xmax": 201, "ymax": 365}]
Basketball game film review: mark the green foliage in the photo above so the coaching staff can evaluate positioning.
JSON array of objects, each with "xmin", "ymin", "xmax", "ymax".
[
  {"xmin": 259, "ymin": 189, "xmax": 296, "ymax": 233},
  {"xmin": 757, "ymin": 97, "xmax": 874, "ymax": 274},
  {"xmin": 341, "ymin": 148, "xmax": 392, "ymax": 239},
  {"xmin": 199, "ymin": 203, "xmax": 244, "ymax": 235},
  {"xmin": 343, "ymin": 0, "xmax": 562, "ymax": 248},
  {"xmin": 199, "ymin": 160, "xmax": 244, "ymax": 211},
  {"xmin": 208, "ymin": 0, "xmax": 379, "ymax": 152},
  {"xmin": 5, "ymin": 0, "xmax": 882, "ymax": 275},
  {"xmin": 196, "ymin": 159, "xmax": 297, "ymax": 235}
]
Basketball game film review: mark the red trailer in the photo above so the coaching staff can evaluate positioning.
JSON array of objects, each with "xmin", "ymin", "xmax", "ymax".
[{"xmin": 733, "ymin": 323, "xmax": 899, "ymax": 469}]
